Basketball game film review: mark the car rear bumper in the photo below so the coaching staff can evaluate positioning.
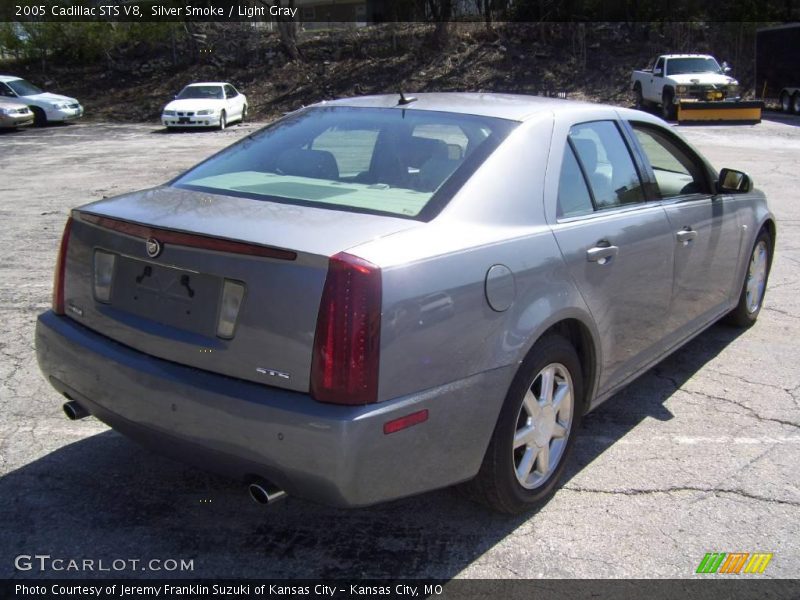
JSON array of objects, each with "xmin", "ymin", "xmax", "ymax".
[{"xmin": 35, "ymin": 311, "xmax": 511, "ymax": 507}]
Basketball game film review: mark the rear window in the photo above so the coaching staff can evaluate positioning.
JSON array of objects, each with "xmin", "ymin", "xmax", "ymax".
[{"xmin": 173, "ymin": 106, "xmax": 516, "ymax": 219}]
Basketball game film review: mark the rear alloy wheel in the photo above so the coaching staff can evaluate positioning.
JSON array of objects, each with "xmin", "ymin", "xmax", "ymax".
[
  {"xmin": 218, "ymin": 110, "xmax": 227, "ymax": 131},
  {"xmin": 727, "ymin": 230, "xmax": 772, "ymax": 327},
  {"xmin": 465, "ymin": 334, "xmax": 583, "ymax": 514},
  {"xmin": 241, "ymin": 105, "xmax": 248, "ymax": 122},
  {"xmin": 792, "ymin": 93, "xmax": 800, "ymax": 115},
  {"xmin": 780, "ymin": 91, "xmax": 791, "ymax": 113}
]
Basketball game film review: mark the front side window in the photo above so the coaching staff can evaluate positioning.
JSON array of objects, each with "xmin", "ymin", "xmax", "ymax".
[
  {"xmin": 569, "ymin": 121, "xmax": 645, "ymax": 209},
  {"xmin": 177, "ymin": 85, "xmax": 223, "ymax": 100},
  {"xmin": 224, "ymin": 85, "xmax": 238, "ymax": 98},
  {"xmin": 632, "ymin": 124, "xmax": 709, "ymax": 198},
  {"xmin": 6, "ymin": 79, "xmax": 42, "ymax": 96},
  {"xmin": 0, "ymin": 83, "xmax": 16, "ymax": 97},
  {"xmin": 174, "ymin": 106, "xmax": 516, "ymax": 219}
]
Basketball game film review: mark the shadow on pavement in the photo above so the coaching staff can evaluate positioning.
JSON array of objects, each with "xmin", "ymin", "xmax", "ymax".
[{"xmin": 0, "ymin": 324, "xmax": 744, "ymax": 580}]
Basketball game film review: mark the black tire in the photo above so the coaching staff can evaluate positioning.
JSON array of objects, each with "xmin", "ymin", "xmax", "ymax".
[
  {"xmin": 792, "ymin": 93, "xmax": 800, "ymax": 115},
  {"xmin": 241, "ymin": 104, "xmax": 248, "ymax": 122},
  {"xmin": 218, "ymin": 110, "xmax": 227, "ymax": 130},
  {"xmin": 633, "ymin": 84, "xmax": 645, "ymax": 110},
  {"xmin": 662, "ymin": 89, "xmax": 676, "ymax": 121},
  {"xmin": 726, "ymin": 229, "xmax": 772, "ymax": 328},
  {"xmin": 464, "ymin": 334, "xmax": 584, "ymax": 514},
  {"xmin": 780, "ymin": 91, "xmax": 791, "ymax": 113},
  {"xmin": 31, "ymin": 107, "xmax": 47, "ymax": 127}
]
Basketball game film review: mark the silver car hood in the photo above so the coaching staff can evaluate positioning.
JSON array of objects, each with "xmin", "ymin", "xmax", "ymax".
[{"xmin": 78, "ymin": 185, "xmax": 422, "ymax": 258}]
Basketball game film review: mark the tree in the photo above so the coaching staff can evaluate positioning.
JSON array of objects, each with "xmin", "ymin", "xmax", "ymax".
[{"xmin": 256, "ymin": 0, "xmax": 300, "ymax": 61}]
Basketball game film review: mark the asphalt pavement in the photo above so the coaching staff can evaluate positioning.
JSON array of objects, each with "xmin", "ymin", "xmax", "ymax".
[{"xmin": 0, "ymin": 115, "xmax": 798, "ymax": 579}]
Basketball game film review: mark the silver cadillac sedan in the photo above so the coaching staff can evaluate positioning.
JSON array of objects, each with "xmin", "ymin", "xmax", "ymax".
[{"xmin": 35, "ymin": 94, "xmax": 775, "ymax": 513}]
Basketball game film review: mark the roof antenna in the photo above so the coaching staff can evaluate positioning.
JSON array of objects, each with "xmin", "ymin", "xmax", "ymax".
[{"xmin": 398, "ymin": 91, "xmax": 418, "ymax": 106}]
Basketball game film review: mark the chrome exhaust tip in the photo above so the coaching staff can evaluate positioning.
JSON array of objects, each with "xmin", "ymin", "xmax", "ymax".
[
  {"xmin": 248, "ymin": 479, "xmax": 287, "ymax": 505},
  {"xmin": 63, "ymin": 400, "xmax": 89, "ymax": 421}
]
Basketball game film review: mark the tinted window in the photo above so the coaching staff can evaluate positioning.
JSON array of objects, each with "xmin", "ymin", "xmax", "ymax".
[
  {"xmin": 0, "ymin": 83, "xmax": 16, "ymax": 97},
  {"xmin": 666, "ymin": 57, "xmax": 721, "ymax": 76},
  {"xmin": 6, "ymin": 79, "xmax": 42, "ymax": 96},
  {"xmin": 177, "ymin": 85, "xmax": 223, "ymax": 100},
  {"xmin": 632, "ymin": 125, "xmax": 708, "ymax": 198},
  {"xmin": 174, "ymin": 106, "xmax": 516, "ymax": 219},
  {"xmin": 654, "ymin": 57, "xmax": 664, "ymax": 73},
  {"xmin": 557, "ymin": 144, "xmax": 594, "ymax": 218},
  {"xmin": 225, "ymin": 85, "xmax": 238, "ymax": 98},
  {"xmin": 569, "ymin": 121, "xmax": 645, "ymax": 209}
]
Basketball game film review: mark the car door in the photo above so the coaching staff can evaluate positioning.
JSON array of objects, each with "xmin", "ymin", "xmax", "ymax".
[
  {"xmin": 646, "ymin": 57, "xmax": 665, "ymax": 102},
  {"xmin": 225, "ymin": 85, "xmax": 243, "ymax": 119},
  {"xmin": 626, "ymin": 121, "xmax": 743, "ymax": 337},
  {"xmin": 549, "ymin": 119, "xmax": 675, "ymax": 394}
]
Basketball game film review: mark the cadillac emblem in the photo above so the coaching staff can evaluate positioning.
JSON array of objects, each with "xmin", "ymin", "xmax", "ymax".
[{"xmin": 146, "ymin": 237, "xmax": 162, "ymax": 258}]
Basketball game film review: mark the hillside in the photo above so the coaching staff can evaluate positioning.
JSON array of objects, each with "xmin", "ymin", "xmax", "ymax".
[{"xmin": 1, "ymin": 22, "xmax": 761, "ymax": 122}]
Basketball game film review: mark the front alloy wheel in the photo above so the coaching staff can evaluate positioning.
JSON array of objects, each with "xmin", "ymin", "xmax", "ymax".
[
  {"xmin": 513, "ymin": 363, "xmax": 574, "ymax": 490},
  {"xmin": 727, "ymin": 230, "xmax": 772, "ymax": 327}
]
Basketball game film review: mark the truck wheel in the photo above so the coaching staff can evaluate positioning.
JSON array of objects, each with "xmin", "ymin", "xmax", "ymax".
[
  {"xmin": 634, "ymin": 84, "xmax": 645, "ymax": 110},
  {"xmin": 780, "ymin": 91, "xmax": 791, "ymax": 113},
  {"xmin": 662, "ymin": 89, "xmax": 676, "ymax": 121},
  {"xmin": 792, "ymin": 93, "xmax": 800, "ymax": 115}
]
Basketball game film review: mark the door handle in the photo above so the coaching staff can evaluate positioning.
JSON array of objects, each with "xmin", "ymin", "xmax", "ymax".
[
  {"xmin": 586, "ymin": 244, "xmax": 619, "ymax": 264},
  {"xmin": 676, "ymin": 228, "xmax": 698, "ymax": 244}
]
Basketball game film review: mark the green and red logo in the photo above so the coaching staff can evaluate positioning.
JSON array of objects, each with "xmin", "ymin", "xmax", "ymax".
[{"xmin": 696, "ymin": 552, "xmax": 773, "ymax": 574}]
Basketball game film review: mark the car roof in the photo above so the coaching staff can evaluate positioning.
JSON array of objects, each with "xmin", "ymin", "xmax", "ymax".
[
  {"xmin": 0, "ymin": 75, "xmax": 23, "ymax": 82},
  {"xmin": 661, "ymin": 54, "xmax": 715, "ymax": 59},
  {"xmin": 315, "ymin": 92, "xmax": 635, "ymax": 123},
  {"xmin": 184, "ymin": 82, "xmax": 229, "ymax": 87}
]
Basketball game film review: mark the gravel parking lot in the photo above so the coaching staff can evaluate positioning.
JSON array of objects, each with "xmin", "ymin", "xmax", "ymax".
[{"xmin": 0, "ymin": 116, "xmax": 798, "ymax": 580}]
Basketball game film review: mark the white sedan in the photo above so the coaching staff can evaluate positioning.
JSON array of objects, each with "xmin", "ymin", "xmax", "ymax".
[
  {"xmin": 161, "ymin": 82, "xmax": 247, "ymax": 130},
  {"xmin": 0, "ymin": 75, "xmax": 83, "ymax": 126}
]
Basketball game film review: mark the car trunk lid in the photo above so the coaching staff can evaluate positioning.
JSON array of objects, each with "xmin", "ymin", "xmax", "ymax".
[{"xmin": 61, "ymin": 186, "xmax": 419, "ymax": 393}]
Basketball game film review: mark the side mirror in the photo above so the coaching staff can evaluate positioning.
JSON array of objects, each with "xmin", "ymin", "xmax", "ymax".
[
  {"xmin": 718, "ymin": 168, "xmax": 752, "ymax": 193},
  {"xmin": 721, "ymin": 61, "xmax": 732, "ymax": 74},
  {"xmin": 653, "ymin": 68, "xmax": 663, "ymax": 76}
]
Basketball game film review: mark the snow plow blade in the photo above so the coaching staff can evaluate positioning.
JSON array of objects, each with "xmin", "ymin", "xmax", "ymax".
[{"xmin": 677, "ymin": 101, "xmax": 763, "ymax": 124}]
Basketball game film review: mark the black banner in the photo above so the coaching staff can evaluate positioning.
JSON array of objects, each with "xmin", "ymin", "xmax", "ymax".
[
  {"xmin": 2, "ymin": 580, "xmax": 800, "ymax": 600},
  {"xmin": 1, "ymin": 0, "xmax": 799, "ymax": 23}
]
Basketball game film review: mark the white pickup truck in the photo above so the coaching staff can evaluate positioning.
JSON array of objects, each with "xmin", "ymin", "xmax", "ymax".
[{"xmin": 631, "ymin": 54, "xmax": 741, "ymax": 120}]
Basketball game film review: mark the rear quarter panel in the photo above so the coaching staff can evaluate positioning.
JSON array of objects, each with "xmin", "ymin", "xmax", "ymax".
[{"xmin": 351, "ymin": 114, "xmax": 599, "ymax": 403}]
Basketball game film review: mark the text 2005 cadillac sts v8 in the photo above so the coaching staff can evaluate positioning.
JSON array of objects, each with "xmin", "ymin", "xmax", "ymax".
[{"xmin": 36, "ymin": 94, "xmax": 775, "ymax": 513}]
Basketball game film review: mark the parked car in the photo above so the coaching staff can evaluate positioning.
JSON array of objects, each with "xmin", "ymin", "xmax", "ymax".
[
  {"xmin": 0, "ymin": 75, "xmax": 83, "ymax": 126},
  {"xmin": 36, "ymin": 93, "xmax": 775, "ymax": 514},
  {"xmin": 161, "ymin": 82, "xmax": 247, "ymax": 130},
  {"xmin": 0, "ymin": 97, "xmax": 34, "ymax": 129}
]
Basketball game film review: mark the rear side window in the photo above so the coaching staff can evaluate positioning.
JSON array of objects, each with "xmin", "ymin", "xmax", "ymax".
[
  {"xmin": 569, "ymin": 121, "xmax": 645, "ymax": 209},
  {"xmin": 174, "ymin": 106, "xmax": 516, "ymax": 219},
  {"xmin": 557, "ymin": 145, "xmax": 594, "ymax": 218}
]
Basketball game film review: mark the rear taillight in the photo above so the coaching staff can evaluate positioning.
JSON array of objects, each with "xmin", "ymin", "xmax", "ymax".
[
  {"xmin": 311, "ymin": 252, "xmax": 381, "ymax": 405},
  {"xmin": 52, "ymin": 217, "xmax": 73, "ymax": 315}
]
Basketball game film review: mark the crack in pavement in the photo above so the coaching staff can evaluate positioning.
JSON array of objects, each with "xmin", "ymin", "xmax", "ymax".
[
  {"xmin": 562, "ymin": 485, "xmax": 800, "ymax": 507},
  {"xmin": 686, "ymin": 388, "xmax": 800, "ymax": 430}
]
